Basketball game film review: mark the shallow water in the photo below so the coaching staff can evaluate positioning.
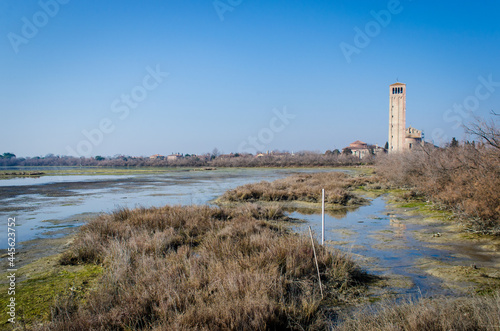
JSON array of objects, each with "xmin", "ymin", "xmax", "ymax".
[
  {"xmin": 291, "ymin": 196, "xmax": 498, "ymax": 297},
  {"xmin": 0, "ymin": 167, "xmax": 338, "ymax": 248}
]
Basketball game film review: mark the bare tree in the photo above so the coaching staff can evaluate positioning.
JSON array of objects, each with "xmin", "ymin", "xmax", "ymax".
[{"xmin": 464, "ymin": 112, "xmax": 500, "ymax": 150}]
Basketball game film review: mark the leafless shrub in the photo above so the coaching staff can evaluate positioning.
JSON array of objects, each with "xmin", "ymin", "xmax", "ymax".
[{"xmin": 377, "ymin": 116, "xmax": 500, "ymax": 234}]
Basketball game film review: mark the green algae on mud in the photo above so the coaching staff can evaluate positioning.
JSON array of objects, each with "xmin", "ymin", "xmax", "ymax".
[
  {"xmin": 381, "ymin": 193, "xmax": 500, "ymax": 295},
  {"xmin": 0, "ymin": 234, "xmax": 103, "ymax": 328},
  {"xmin": 0, "ymin": 254, "xmax": 102, "ymax": 329},
  {"xmin": 415, "ymin": 257, "xmax": 500, "ymax": 295}
]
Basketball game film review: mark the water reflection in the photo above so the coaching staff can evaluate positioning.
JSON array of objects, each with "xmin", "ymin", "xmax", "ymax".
[
  {"xmin": 284, "ymin": 206, "xmax": 355, "ymax": 218},
  {"xmin": 390, "ymin": 216, "xmax": 407, "ymax": 239}
]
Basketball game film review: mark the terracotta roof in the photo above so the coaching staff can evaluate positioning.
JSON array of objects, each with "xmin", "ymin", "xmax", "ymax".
[
  {"xmin": 390, "ymin": 82, "xmax": 406, "ymax": 86},
  {"xmin": 349, "ymin": 140, "xmax": 367, "ymax": 147}
]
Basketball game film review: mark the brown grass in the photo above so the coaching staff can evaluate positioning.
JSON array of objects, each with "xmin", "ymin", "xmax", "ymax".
[
  {"xmin": 377, "ymin": 143, "xmax": 500, "ymax": 234},
  {"xmin": 43, "ymin": 204, "xmax": 369, "ymax": 330},
  {"xmin": 219, "ymin": 172, "xmax": 379, "ymax": 207},
  {"xmin": 333, "ymin": 293, "xmax": 500, "ymax": 331}
]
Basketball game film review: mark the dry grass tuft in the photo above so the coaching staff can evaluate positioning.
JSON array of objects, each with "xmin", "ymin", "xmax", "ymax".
[
  {"xmin": 334, "ymin": 293, "xmax": 500, "ymax": 331},
  {"xmin": 48, "ymin": 204, "xmax": 369, "ymax": 330},
  {"xmin": 220, "ymin": 172, "xmax": 378, "ymax": 207}
]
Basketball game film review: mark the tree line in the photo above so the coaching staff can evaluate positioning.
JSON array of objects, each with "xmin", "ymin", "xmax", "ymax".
[{"xmin": 0, "ymin": 151, "xmax": 370, "ymax": 168}]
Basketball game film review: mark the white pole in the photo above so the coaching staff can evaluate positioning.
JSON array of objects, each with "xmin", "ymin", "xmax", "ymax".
[
  {"xmin": 321, "ymin": 188, "xmax": 325, "ymax": 245},
  {"xmin": 309, "ymin": 226, "xmax": 324, "ymax": 299}
]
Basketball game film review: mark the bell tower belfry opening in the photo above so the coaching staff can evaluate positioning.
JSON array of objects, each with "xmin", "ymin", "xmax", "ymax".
[{"xmin": 389, "ymin": 82, "xmax": 406, "ymax": 153}]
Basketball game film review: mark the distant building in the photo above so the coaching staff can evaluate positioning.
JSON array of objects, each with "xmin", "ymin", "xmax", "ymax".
[
  {"xmin": 405, "ymin": 126, "xmax": 423, "ymax": 150},
  {"xmin": 388, "ymin": 82, "xmax": 424, "ymax": 152},
  {"xmin": 149, "ymin": 154, "xmax": 164, "ymax": 159},
  {"xmin": 343, "ymin": 140, "xmax": 384, "ymax": 159},
  {"xmin": 167, "ymin": 154, "xmax": 182, "ymax": 161}
]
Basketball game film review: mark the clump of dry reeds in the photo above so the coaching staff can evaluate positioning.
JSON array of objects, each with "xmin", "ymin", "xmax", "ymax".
[
  {"xmin": 220, "ymin": 172, "xmax": 376, "ymax": 206},
  {"xmin": 333, "ymin": 293, "xmax": 500, "ymax": 331},
  {"xmin": 47, "ymin": 204, "xmax": 368, "ymax": 330}
]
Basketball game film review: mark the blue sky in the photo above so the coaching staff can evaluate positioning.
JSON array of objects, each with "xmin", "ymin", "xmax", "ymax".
[{"xmin": 1, "ymin": 0, "xmax": 499, "ymax": 157}]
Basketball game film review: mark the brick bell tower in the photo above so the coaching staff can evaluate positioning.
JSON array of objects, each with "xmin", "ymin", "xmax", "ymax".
[{"xmin": 389, "ymin": 82, "xmax": 406, "ymax": 153}]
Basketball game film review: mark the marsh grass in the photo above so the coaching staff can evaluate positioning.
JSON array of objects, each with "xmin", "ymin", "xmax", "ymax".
[
  {"xmin": 333, "ymin": 293, "xmax": 500, "ymax": 331},
  {"xmin": 46, "ymin": 204, "xmax": 369, "ymax": 330},
  {"xmin": 219, "ymin": 172, "xmax": 381, "ymax": 207}
]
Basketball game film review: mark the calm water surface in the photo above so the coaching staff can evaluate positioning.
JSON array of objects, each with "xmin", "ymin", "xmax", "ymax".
[
  {"xmin": 0, "ymin": 167, "xmax": 338, "ymax": 247},
  {"xmin": 292, "ymin": 197, "xmax": 497, "ymax": 297}
]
